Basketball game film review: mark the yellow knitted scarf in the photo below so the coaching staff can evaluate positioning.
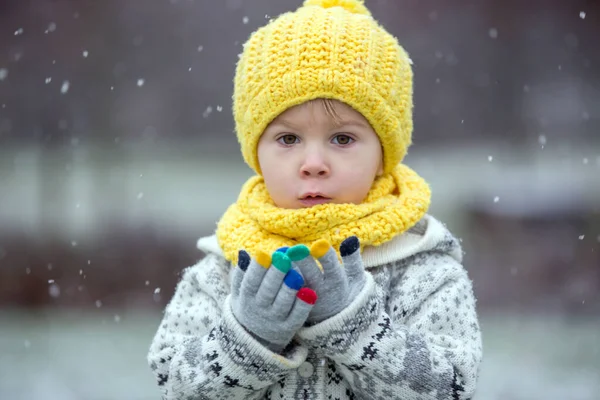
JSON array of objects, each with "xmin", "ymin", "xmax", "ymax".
[{"xmin": 216, "ymin": 163, "xmax": 431, "ymax": 264}]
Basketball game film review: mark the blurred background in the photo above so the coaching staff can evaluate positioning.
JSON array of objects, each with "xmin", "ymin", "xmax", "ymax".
[{"xmin": 0, "ymin": 0, "xmax": 599, "ymax": 399}]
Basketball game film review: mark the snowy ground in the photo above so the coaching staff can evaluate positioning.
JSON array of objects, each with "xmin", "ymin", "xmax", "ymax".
[{"xmin": 0, "ymin": 310, "xmax": 598, "ymax": 400}]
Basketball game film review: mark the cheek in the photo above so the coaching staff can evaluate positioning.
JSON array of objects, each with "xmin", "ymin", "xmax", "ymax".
[
  {"xmin": 337, "ymin": 166, "xmax": 374, "ymax": 195},
  {"xmin": 264, "ymin": 168, "xmax": 289, "ymax": 190},
  {"xmin": 261, "ymin": 147, "xmax": 289, "ymax": 174},
  {"xmin": 342, "ymin": 147, "xmax": 381, "ymax": 176},
  {"xmin": 260, "ymin": 155, "xmax": 296, "ymax": 196},
  {"xmin": 336, "ymin": 152, "xmax": 380, "ymax": 199},
  {"xmin": 258, "ymin": 144, "xmax": 285, "ymax": 177}
]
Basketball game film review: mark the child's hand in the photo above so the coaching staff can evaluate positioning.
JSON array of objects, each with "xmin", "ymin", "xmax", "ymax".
[
  {"xmin": 230, "ymin": 248, "xmax": 317, "ymax": 353},
  {"xmin": 286, "ymin": 236, "xmax": 367, "ymax": 324}
]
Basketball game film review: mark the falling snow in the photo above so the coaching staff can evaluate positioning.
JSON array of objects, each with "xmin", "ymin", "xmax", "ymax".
[
  {"xmin": 45, "ymin": 22, "xmax": 57, "ymax": 34},
  {"xmin": 49, "ymin": 283, "xmax": 61, "ymax": 298},
  {"xmin": 0, "ymin": 6, "xmax": 596, "ymax": 399},
  {"xmin": 61, "ymin": 81, "xmax": 70, "ymax": 94}
]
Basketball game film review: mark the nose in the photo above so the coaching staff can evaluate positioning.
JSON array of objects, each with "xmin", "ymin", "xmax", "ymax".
[{"xmin": 299, "ymin": 151, "xmax": 330, "ymax": 178}]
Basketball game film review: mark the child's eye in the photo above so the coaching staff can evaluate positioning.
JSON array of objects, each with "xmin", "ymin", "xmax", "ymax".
[
  {"xmin": 277, "ymin": 134, "xmax": 299, "ymax": 145},
  {"xmin": 332, "ymin": 134, "xmax": 354, "ymax": 145}
]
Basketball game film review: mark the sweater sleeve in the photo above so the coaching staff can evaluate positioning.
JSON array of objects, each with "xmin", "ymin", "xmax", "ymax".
[
  {"xmin": 147, "ymin": 254, "xmax": 309, "ymax": 400},
  {"xmin": 295, "ymin": 252, "xmax": 482, "ymax": 400}
]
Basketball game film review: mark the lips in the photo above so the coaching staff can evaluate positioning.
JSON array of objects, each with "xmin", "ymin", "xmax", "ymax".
[{"xmin": 299, "ymin": 193, "xmax": 331, "ymax": 207}]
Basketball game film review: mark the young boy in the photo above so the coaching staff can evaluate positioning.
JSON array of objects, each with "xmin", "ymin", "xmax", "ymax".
[{"xmin": 147, "ymin": 1, "xmax": 483, "ymax": 399}]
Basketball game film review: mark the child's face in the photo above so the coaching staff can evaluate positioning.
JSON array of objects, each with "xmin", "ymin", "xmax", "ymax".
[{"xmin": 257, "ymin": 99, "xmax": 383, "ymax": 209}]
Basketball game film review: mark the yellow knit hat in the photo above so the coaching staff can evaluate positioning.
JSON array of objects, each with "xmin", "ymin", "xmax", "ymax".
[{"xmin": 233, "ymin": 0, "xmax": 414, "ymax": 175}]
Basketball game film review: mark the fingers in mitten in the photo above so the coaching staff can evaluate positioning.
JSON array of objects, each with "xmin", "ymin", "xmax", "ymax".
[
  {"xmin": 311, "ymin": 239, "xmax": 344, "ymax": 282},
  {"xmin": 291, "ymin": 265, "xmax": 304, "ymax": 280},
  {"xmin": 289, "ymin": 244, "xmax": 323, "ymax": 287},
  {"xmin": 283, "ymin": 288, "xmax": 317, "ymax": 330},
  {"xmin": 272, "ymin": 269, "xmax": 304, "ymax": 318},
  {"xmin": 240, "ymin": 249, "xmax": 271, "ymax": 297},
  {"xmin": 255, "ymin": 251, "xmax": 291, "ymax": 306},
  {"xmin": 232, "ymin": 250, "xmax": 250, "ymax": 297},
  {"xmin": 286, "ymin": 244, "xmax": 309, "ymax": 261},
  {"xmin": 296, "ymin": 287, "xmax": 318, "ymax": 305},
  {"xmin": 340, "ymin": 236, "xmax": 364, "ymax": 281}
]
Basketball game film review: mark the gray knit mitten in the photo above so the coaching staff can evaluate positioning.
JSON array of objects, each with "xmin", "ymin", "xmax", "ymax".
[
  {"xmin": 231, "ymin": 249, "xmax": 317, "ymax": 353},
  {"xmin": 287, "ymin": 236, "xmax": 367, "ymax": 324}
]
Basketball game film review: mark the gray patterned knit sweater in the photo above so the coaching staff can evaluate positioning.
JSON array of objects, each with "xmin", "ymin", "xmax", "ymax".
[{"xmin": 147, "ymin": 215, "xmax": 482, "ymax": 399}]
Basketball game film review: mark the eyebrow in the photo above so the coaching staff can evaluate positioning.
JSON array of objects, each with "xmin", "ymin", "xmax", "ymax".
[
  {"xmin": 272, "ymin": 118, "xmax": 370, "ymax": 130},
  {"xmin": 271, "ymin": 118, "xmax": 302, "ymax": 130},
  {"xmin": 330, "ymin": 120, "xmax": 370, "ymax": 129}
]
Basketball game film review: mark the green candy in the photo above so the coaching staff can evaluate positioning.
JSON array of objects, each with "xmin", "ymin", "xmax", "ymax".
[
  {"xmin": 272, "ymin": 251, "xmax": 292, "ymax": 273},
  {"xmin": 286, "ymin": 244, "xmax": 310, "ymax": 261}
]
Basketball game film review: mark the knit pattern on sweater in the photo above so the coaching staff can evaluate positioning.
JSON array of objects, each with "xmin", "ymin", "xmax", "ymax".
[{"xmin": 147, "ymin": 216, "xmax": 482, "ymax": 399}]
